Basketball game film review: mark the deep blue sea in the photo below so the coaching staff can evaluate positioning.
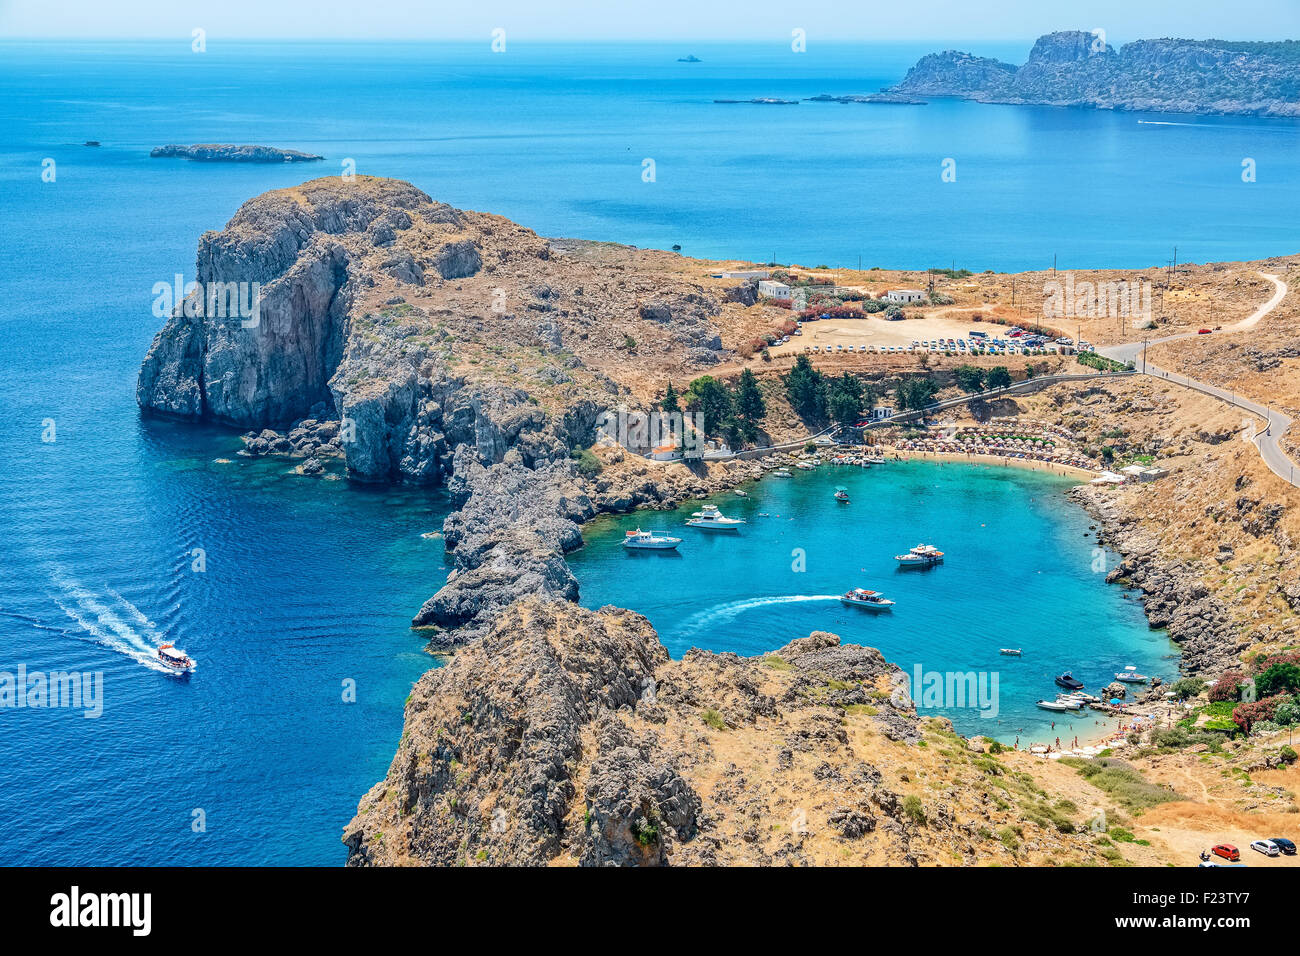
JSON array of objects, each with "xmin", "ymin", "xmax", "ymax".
[
  {"xmin": 568, "ymin": 462, "xmax": 1177, "ymax": 744},
  {"xmin": 0, "ymin": 39, "xmax": 1281, "ymax": 864}
]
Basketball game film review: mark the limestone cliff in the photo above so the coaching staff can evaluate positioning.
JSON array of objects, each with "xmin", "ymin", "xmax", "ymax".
[{"xmin": 137, "ymin": 176, "xmax": 736, "ymax": 484}]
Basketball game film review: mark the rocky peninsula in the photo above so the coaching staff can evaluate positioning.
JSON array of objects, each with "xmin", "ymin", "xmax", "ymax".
[
  {"xmin": 151, "ymin": 144, "xmax": 325, "ymax": 163},
  {"xmin": 889, "ymin": 31, "xmax": 1300, "ymax": 117},
  {"xmin": 139, "ymin": 176, "xmax": 1300, "ymax": 865}
]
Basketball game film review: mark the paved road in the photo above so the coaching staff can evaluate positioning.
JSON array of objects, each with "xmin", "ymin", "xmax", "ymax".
[{"xmin": 1099, "ymin": 273, "xmax": 1296, "ymax": 489}]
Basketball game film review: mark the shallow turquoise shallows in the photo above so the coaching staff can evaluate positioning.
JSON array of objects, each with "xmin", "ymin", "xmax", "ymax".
[{"xmin": 567, "ymin": 461, "xmax": 1176, "ymax": 744}]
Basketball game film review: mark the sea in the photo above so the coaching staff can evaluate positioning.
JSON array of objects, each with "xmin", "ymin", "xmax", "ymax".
[{"xmin": 0, "ymin": 39, "xmax": 1287, "ymax": 864}]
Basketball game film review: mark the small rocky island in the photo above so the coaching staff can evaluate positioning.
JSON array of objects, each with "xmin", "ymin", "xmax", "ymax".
[
  {"xmin": 889, "ymin": 30, "xmax": 1300, "ymax": 116},
  {"xmin": 151, "ymin": 144, "xmax": 325, "ymax": 163}
]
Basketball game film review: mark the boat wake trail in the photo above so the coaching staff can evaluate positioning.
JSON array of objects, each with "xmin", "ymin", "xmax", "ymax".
[
  {"xmin": 46, "ymin": 569, "xmax": 185, "ymax": 675},
  {"xmin": 675, "ymin": 594, "xmax": 840, "ymax": 637}
]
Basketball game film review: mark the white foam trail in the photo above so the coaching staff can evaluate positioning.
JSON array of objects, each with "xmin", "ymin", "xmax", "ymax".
[
  {"xmin": 46, "ymin": 568, "xmax": 188, "ymax": 675},
  {"xmin": 675, "ymin": 594, "xmax": 840, "ymax": 637}
]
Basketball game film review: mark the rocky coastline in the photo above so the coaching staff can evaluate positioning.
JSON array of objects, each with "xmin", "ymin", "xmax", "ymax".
[
  {"xmin": 1070, "ymin": 485, "xmax": 1245, "ymax": 676},
  {"xmin": 889, "ymin": 30, "xmax": 1300, "ymax": 117}
]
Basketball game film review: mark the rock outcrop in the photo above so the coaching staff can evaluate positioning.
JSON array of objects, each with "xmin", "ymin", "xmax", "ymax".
[
  {"xmin": 345, "ymin": 599, "xmax": 1107, "ymax": 867},
  {"xmin": 138, "ymin": 176, "xmax": 733, "ymax": 484},
  {"xmin": 890, "ymin": 31, "xmax": 1300, "ymax": 117}
]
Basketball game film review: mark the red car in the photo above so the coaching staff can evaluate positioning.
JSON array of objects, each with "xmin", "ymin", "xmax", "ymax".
[
  {"xmin": 1198, "ymin": 328, "xmax": 1212, "ymax": 334},
  {"xmin": 1213, "ymin": 843, "xmax": 1240, "ymax": 861}
]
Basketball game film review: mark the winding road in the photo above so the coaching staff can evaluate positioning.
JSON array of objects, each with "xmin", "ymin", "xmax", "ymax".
[{"xmin": 1099, "ymin": 272, "xmax": 1297, "ymax": 489}]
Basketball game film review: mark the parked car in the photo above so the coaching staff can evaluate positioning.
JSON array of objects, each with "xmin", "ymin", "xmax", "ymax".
[
  {"xmin": 1213, "ymin": 843, "xmax": 1241, "ymax": 861},
  {"xmin": 1198, "ymin": 328, "xmax": 1212, "ymax": 334},
  {"xmin": 1251, "ymin": 839, "xmax": 1280, "ymax": 857},
  {"xmin": 1271, "ymin": 837, "xmax": 1296, "ymax": 855}
]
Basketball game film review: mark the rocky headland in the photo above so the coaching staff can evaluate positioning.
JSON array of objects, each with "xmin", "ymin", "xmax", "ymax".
[
  {"xmin": 889, "ymin": 31, "xmax": 1300, "ymax": 116},
  {"xmin": 150, "ymin": 144, "xmax": 325, "ymax": 162}
]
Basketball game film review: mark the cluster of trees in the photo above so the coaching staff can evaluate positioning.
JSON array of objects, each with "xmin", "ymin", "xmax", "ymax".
[
  {"xmin": 785, "ymin": 355, "xmax": 954, "ymax": 420},
  {"xmin": 783, "ymin": 355, "xmax": 883, "ymax": 425},
  {"xmin": 953, "ymin": 364, "xmax": 1014, "ymax": 394},
  {"xmin": 666, "ymin": 369, "xmax": 767, "ymax": 449},
  {"xmin": 1206, "ymin": 656, "xmax": 1300, "ymax": 735}
]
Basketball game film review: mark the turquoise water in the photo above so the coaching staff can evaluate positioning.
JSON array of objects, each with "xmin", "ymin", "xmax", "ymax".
[
  {"xmin": 0, "ymin": 38, "xmax": 1270, "ymax": 864},
  {"xmin": 568, "ymin": 461, "xmax": 1177, "ymax": 743}
]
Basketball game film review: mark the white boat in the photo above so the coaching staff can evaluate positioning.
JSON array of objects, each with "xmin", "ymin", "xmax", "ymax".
[
  {"xmin": 771, "ymin": 468, "xmax": 792, "ymax": 478},
  {"xmin": 999, "ymin": 648, "xmax": 1022, "ymax": 656},
  {"xmin": 734, "ymin": 489, "xmax": 748, "ymax": 497},
  {"xmin": 795, "ymin": 461, "xmax": 817, "ymax": 471},
  {"xmin": 863, "ymin": 456, "xmax": 887, "ymax": 465},
  {"xmin": 834, "ymin": 487, "xmax": 850, "ymax": 502},
  {"xmin": 839, "ymin": 587, "xmax": 895, "ymax": 610},
  {"xmin": 1036, "ymin": 699, "xmax": 1072, "ymax": 712},
  {"xmin": 895, "ymin": 543, "xmax": 944, "ymax": 566},
  {"xmin": 685, "ymin": 505, "xmax": 745, "ymax": 531},
  {"xmin": 622, "ymin": 528, "xmax": 682, "ymax": 550},
  {"xmin": 157, "ymin": 643, "xmax": 194, "ymax": 671},
  {"xmin": 1114, "ymin": 665, "xmax": 1149, "ymax": 683},
  {"xmin": 1053, "ymin": 695, "xmax": 1085, "ymax": 710}
]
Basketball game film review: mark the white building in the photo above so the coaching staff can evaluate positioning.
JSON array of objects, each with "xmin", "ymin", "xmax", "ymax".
[
  {"xmin": 757, "ymin": 280, "xmax": 792, "ymax": 301},
  {"xmin": 885, "ymin": 289, "xmax": 926, "ymax": 304},
  {"xmin": 869, "ymin": 407, "xmax": 894, "ymax": 422}
]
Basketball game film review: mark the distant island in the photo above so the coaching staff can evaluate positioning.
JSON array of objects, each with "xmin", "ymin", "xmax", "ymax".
[
  {"xmin": 677, "ymin": 54, "xmax": 702, "ymax": 63},
  {"xmin": 807, "ymin": 93, "xmax": 928, "ymax": 105},
  {"xmin": 150, "ymin": 144, "xmax": 325, "ymax": 163},
  {"xmin": 713, "ymin": 97, "xmax": 798, "ymax": 105},
  {"xmin": 889, "ymin": 30, "xmax": 1300, "ymax": 116}
]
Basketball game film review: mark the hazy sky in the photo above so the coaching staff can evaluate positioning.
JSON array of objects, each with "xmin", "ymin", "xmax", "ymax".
[{"xmin": 2, "ymin": 0, "xmax": 1298, "ymax": 42}]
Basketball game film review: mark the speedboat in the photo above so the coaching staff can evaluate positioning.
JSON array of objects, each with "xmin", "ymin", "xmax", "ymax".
[
  {"xmin": 1115, "ymin": 665, "xmax": 1148, "ymax": 683},
  {"xmin": 795, "ymin": 461, "xmax": 816, "ymax": 471},
  {"xmin": 840, "ymin": 588, "xmax": 894, "ymax": 610},
  {"xmin": 1054, "ymin": 672, "xmax": 1084, "ymax": 690},
  {"xmin": 1036, "ymin": 699, "xmax": 1072, "ymax": 712},
  {"xmin": 1053, "ymin": 695, "xmax": 1085, "ymax": 710},
  {"xmin": 157, "ymin": 644, "xmax": 194, "ymax": 671},
  {"xmin": 734, "ymin": 489, "xmax": 748, "ymax": 497},
  {"xmin": 863, "ymin": 456, "xmax": 887, "ymax": 465},
  {"xmin": 622, "ymin": 528, "xmax": 682, "ymax": 551},
  {"xmin": 834, "ymin": 487, "xmax": 850, "ymax": 502},
  {"xmin": 685, "ymin": 505, "xmax": 745, "ymax": 531},
  {"xmin": 999, "ymin": 648, "xmax": 1022, "ymax": 656},
  {"xmin": 895, "ymin": 544, "xmax": 944, "ymax": 567},
  {"xmin": 771, "ymin": 468, "xmax": 792, "ymax": 478}
]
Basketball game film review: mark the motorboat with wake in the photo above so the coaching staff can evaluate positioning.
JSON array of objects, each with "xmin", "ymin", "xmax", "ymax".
[
  {"xmin": 895, "ymin": 544, "xmax": 944, "ymax": 567},
  {"xmin": 157, "ymin": 644, "xmax": 194, "ymax": 672},
  {"xmin": 622, "ymin": 528, "xmax": 682, "ymax": 551},
  {"xmin": 839, "ymin": 588, "xmax": 895, "ymax": 611},
  {"xmin": 685, "ymin": 504, "xmax": 745, "ymax": 531}
]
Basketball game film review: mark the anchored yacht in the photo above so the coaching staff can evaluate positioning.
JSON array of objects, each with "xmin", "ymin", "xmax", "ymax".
[
  {"xmin": 622, "ymin": 528, "xmax": 682, "ymax": 551},
  {"xmin": 685, "ymin": 504, "xmax": 745, "ymax": 531}
]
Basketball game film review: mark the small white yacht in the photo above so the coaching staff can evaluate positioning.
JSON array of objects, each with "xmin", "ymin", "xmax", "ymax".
[
  {"xmin": 685, "ymin": 505, "xmax": 745, "ymax": 531},
  {"xmin": 840, "ymin": 588, "xmax": 895, "ymax": 610},
  {"xmin": 771, "ymin": 468, "xmax": 792, "ymax": 478},
  {"xmin": 1114, "ymin": 665, "xmax": 1149, "ymax": 684},
  {"xmin": 1036, "ymin": 699, "xmax": 1072, "ymax": 712},
  {"xmin": 622, "ymin": 528, "xmax": 682, "ymax": 551},
  {"xmin": 895, "ymin": 543, "xmax": 944, "ymax": 567}
]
